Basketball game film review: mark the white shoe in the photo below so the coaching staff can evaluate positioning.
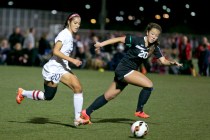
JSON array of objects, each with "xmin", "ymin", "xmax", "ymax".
[{"xmin": 74, "ymin": 117, "xmax": 90, "ymax": 126}]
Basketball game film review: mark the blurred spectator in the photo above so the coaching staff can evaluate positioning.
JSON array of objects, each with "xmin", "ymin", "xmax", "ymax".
[
  {"xmin": 73, "ymin": 34, "xmax": 86, "ymax": 68},
  {"xmin": 8, "ymin": 26, "xmax": 24, "ymax": 50},
  {"xmin": 37, "ymin": 32, "xmax": 52, "ymax": 66},
  {"xmin": 89, "ymin": 35, "xmax": 99, "ymax": 58},
  {"xmin": 107, "ymin": 43, "xmax": 125, "ymax": 70},
  {"xmin": 87, "ymin": 35, "xmax": 106, "ymax": 70},
  {"xmin": 150, "ymin": 51, "xmax": 169, "ymax": 74},
  {"xmin": 171, "ymin": 36, "xmax": 178, "ymax": 59},
  {"xmin": 38, "ymin": 32, "xmax": 51, "ymax": 55},
  {"xmin": 83, "ymin": 31, "xmax": 95, "ymax": 68},
  {"xmin": 195, "ymin": 36, "xmax": 210, "ymax": 76},
  {"xmin": 178, "ymin": 35, "xmax": 195, "ymax": 76},
  {"xmin": 190, "ymin": 36, "xmax": 199, "ymax": 58},
  {"xmin": 167, "ymin": 36, "xmax": 179, "ymax": 74},
  {"xmin": 141, "ymin": 58, "xmax": 152, "ymax": 74},
  {"xmin": 6, "ymin": 43, "xmax": 29, "ymax": 65},
  {"xmin": 23, "ymin": 27, "xmax": 38, "ymax": 66},
  {"xmin": 102, "ymin": 33, "xmax": 115, "ymax": 54},
  {"xmin": 0, "ymin": 38, "xmax": 11, "ymax": 65}
]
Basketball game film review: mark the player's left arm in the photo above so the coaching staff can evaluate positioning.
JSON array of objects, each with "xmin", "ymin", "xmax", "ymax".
[{"xmin": 158, "ymin": 56, "xmax": 183, "ymax": 67}]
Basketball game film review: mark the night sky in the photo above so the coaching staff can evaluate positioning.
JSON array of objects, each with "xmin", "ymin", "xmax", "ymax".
[{"xmin": 0, "ymin": 0, "xmax": 208, "ymax": 34}]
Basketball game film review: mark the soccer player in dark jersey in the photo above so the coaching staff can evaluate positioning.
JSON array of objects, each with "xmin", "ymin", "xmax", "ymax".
[{"xmin": 80, "ymin": 22, "xmax": 183, "ymax": 124}]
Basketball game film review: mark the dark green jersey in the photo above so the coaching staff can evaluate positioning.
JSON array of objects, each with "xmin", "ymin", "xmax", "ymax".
[
  {"xmin": 119, "ymin": 34, "xmax": 163, "ymax": 70},
  {"xmin": 114, "ymin": 34, "xmax": 163, "ymax": 81}
]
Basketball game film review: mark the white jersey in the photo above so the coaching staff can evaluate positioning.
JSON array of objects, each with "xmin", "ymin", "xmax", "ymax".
[{"xmin": 42, "ymin": 28, "xmax": 74, "ymax": 83}]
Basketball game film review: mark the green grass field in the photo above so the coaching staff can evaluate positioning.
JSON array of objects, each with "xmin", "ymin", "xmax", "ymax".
[{"xmin": 0, "ymin": 66, "xmax": 210, "ymax": 140}]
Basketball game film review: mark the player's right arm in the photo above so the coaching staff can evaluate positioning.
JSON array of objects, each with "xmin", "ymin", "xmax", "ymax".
[{"xmin": 94, "ymin": 36, "xmax": 126, "ymax": 51}]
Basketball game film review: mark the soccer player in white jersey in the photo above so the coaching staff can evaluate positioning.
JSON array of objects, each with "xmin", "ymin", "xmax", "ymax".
[{"xmin": 16, "ymin": 12, "xmax": 89, "ymax": 126}]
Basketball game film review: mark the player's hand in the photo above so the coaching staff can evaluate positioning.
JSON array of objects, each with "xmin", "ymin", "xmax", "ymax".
[
  {"xmin": 94, "ymin": 42, "xmax": 102, "ymax": 52},
  {"xmin": 72, "ymin": 59, "xmax": 82, "ymax": 67},
  {"xmin": 171, "ymin": 61, "xmax": 183, "ymax": 67}
]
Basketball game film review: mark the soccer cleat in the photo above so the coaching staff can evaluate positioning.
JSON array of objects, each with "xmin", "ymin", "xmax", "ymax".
[
  {"xmin": 16, "ymin": 88, "xmax": 24, "ymax": 104},
  {"xmin": 80, "ymin": 110, "xmax": 91, "ymax": 120},
  {"xmin": 80, "ymin": 110, "xmax": 92, "ymax": 125},
  {"xmin": 74, "ymin": 117, "xmax": 91, "ymax": 126},
  {"xmin": 135, "ymin": 111, "xmax": 150, "ymax": 118}
]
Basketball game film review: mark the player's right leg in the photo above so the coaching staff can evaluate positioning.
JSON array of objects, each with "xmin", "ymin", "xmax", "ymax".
[
  {"xmin": 16, "ymin": 88, "xmax": 45, "ymax": 104},
  {"xmin": 80, "ymin": 109, "xmax": 91, "ymax": 123},
  {"xmin": 16, "ymin": 82, "xmax": 57, "ymax": 104},
  {"xmin": 16, "ymin": 88, "xmax": 24, "ymax": 104},
  {"xmin": 80, "ymin": 81, "xmax": 123, "ymax": 125}
]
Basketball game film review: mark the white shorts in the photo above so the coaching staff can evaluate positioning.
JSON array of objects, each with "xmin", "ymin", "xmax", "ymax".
[{"xmin": 42, "ymin": 61, "xmax": 70, "ymax": 84}]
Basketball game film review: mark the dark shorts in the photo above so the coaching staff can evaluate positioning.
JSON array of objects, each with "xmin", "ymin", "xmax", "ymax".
[
  {"xmin": 114, "ymin": 64, "xmax": 132, "ymax": 90},
  {"xmin": 113, "ymin": 76, "xmax": 128, "ymax": 91},
  {"xmin": 114, "ymin": 63, "xmax": 133, "ymax": 81}
]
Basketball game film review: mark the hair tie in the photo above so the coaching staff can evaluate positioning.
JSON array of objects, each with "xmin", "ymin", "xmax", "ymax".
[{"xmin": 69, "ymin": 14, "xmax": 80, "ymax": 20}]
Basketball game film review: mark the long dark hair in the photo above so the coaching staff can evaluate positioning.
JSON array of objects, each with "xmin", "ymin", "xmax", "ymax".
[
  {"xmin": 63, "ymin": 12, "xmax": 80, "ymax": 29},
  {"xmin": 146, "ymin": 22, "xmax": 162, "ymax": 33},
  {"xmin": 146, "ymin": 22, "xmax": 162, "ymax": 46}
]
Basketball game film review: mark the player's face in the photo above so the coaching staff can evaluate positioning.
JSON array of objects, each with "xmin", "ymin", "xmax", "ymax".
[
  {"xmin": 147, "ymin": 28, "xmax": 160, "ymax": 44},
  {"xmin": 70, "ymin": 17, "xmax": 81, "ymax": 33}
]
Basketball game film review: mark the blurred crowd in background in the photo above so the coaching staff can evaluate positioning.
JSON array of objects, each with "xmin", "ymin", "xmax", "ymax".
[{"xmin": 1, "ymin": 26, "xmax": 210, "ymax": 77}]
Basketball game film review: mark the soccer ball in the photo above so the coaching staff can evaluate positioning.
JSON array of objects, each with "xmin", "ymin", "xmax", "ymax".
[{"xmin": 131, "ymin": 120, "xmax": 149, "ymax": 138}]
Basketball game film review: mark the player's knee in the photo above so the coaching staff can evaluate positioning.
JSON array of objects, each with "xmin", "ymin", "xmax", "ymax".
[
  {"xmin": 72, "ymin": 84, "xmax": 82, "ymax": 93},
  {"xmin": 146, "ymin": 81, "xmax": 153, "ymax": 88},
  {"xmin": 44, "ymin": 93, "xmax": 55, "ymax": 100},
  {"xmin": 44, "ymin": 84, "xmax": 57, "ymax": 100}
]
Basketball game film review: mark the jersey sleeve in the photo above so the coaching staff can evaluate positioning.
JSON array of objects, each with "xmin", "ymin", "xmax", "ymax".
[
  {"xmin": 55, "ymin": 31, "xmax": 65, "ymax": 44},
  {"xmin": 125, "ymin": 34, "xmax": 138, "ymax": 48},
  {"xmin": 153, "ymin": 46, "xmax": 163, "ymax": 58}
]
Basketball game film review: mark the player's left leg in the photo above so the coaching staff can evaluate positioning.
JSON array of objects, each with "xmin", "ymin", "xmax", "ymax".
[
  {"xmin": 124, "ymin": 70, "xmax": 153, "ymax": 118},
  {"xmin": 60, "ymin": 72, "xmax": 88, "ymax": 126}
]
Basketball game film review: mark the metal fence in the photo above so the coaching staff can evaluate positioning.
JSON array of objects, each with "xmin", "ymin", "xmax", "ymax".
[
  {"xmin": 0, "ymin": 8, "xmax": 208, "ymax": 44},
  {"xmin": 0, "ymin": 8, "xmax": 69, "ymax": 39}
]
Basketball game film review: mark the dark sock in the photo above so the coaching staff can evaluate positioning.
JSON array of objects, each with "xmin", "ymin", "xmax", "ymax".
[
  {"xmin": 86, "ymin": 94, "xmax": 108, "ymax": 116},
  {"xmin": 136, "ymin": 87, "xmax": 153, "ymax": 112}
]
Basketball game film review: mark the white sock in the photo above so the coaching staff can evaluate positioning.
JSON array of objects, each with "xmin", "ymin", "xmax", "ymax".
[
  {"xmin": 73, "ymin": 93, "xmax": 83, "ymax": 120},
  {"xmin": 22, "ymin": 90, "xmax": 45, "ymax": 100}
]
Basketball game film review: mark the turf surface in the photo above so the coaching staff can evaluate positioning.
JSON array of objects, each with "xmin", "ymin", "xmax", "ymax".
[{"xmin": 0, "ymin": 66, "xmax": 209, "ymax": 140}]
